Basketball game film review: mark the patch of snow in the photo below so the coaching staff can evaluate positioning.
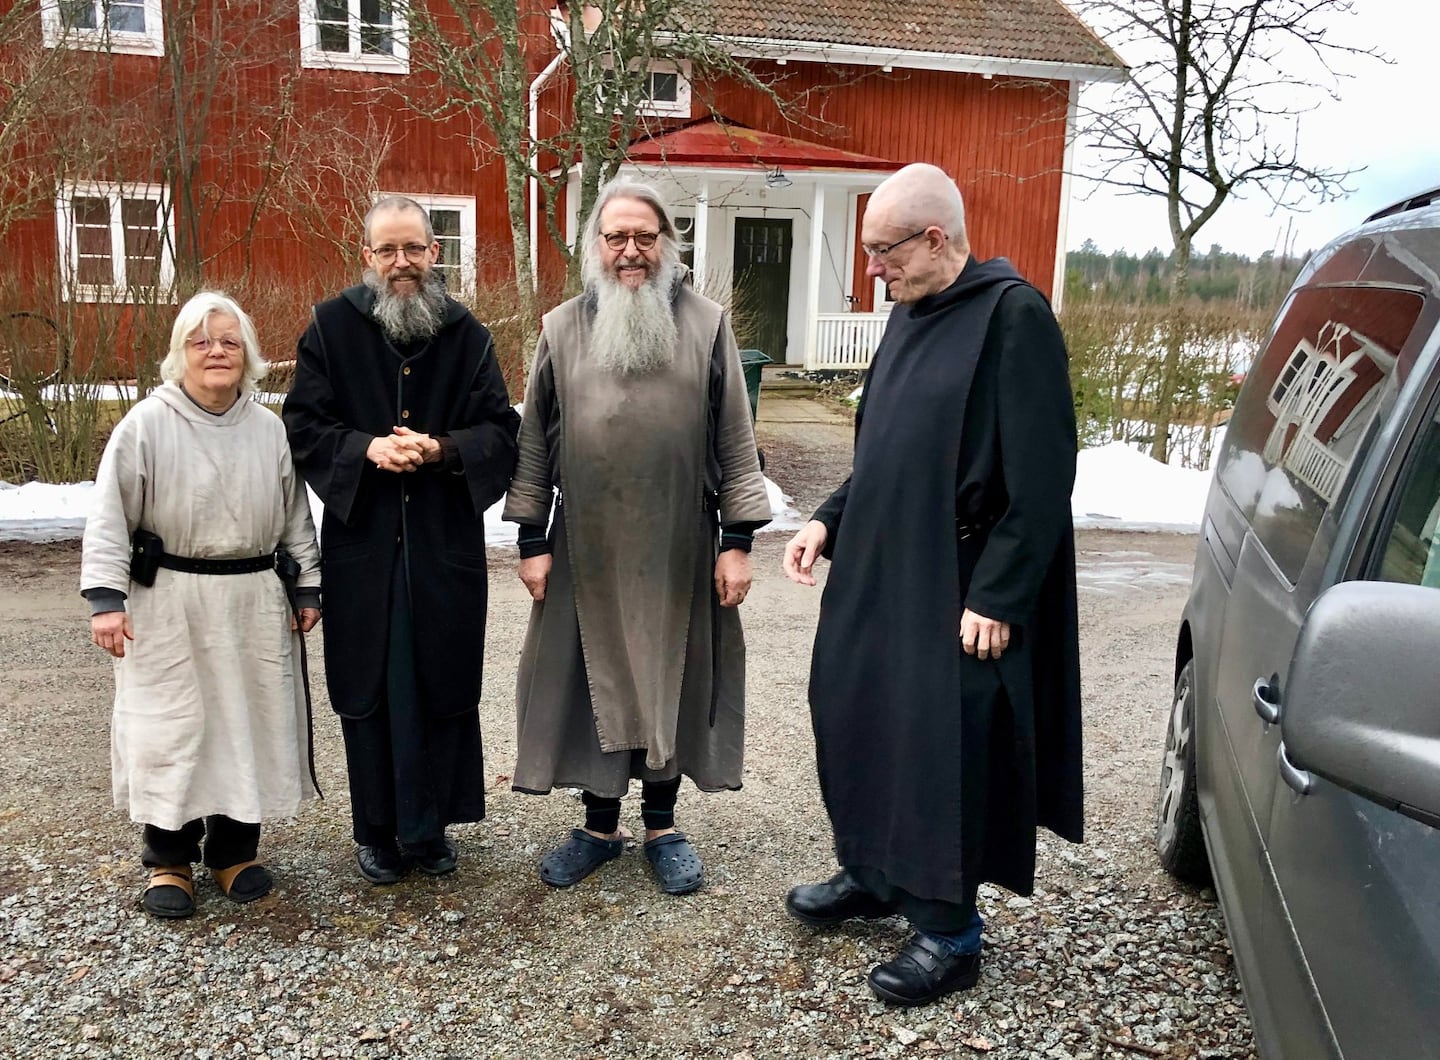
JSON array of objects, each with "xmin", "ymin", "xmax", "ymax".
[
  {"xmin": 2, "ymin": 441, "xmax": 1212, "ymax": 542},
  {"xmin": 3, "ymin": 475, "xmax": 807, "ymax": 544},
  {"xmin": 1071, "ymin": 442, "xmax": 1211, "ymax": 532}
]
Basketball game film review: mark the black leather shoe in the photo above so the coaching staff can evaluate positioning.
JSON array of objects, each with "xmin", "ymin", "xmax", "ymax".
[
  {"xmin": 408, "ymin": 837, "xmax": 458, "ymax": 877},
  {"xmin": 785, "ymin": 870, "xmax": 893, "ymax": 926},
  {"xmin": 867, "ymin": 934, "xmax": 982, "ymax": 1006},
  {"xmin": 356, "ymin": 844, "xmax": 410, "ymax": 885}
]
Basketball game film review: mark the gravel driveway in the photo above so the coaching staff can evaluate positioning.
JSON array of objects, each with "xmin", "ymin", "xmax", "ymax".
[{"xmin": 0, "ymin": 429, "xmax": 1254, "ymax": 1059}]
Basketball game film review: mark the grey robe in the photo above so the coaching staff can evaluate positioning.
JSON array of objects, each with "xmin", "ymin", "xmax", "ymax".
[
  {"xmin": 81, "ymin": 384, "xmax": 321, "ymax": 830},
  {"xmin": 503, "ymin": 285, "xmax": 771, "ymax": 796}
]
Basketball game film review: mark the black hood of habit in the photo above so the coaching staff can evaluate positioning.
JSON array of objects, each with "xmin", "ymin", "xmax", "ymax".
[{"xmin": 908, "ymin": 256, "xmax": 1028, "ymax": 319}]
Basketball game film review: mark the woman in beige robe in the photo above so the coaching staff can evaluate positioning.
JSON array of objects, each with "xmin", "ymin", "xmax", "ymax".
[{"xmin": 81, "ymin": 292, "xmax": 321, "ymax": 919}]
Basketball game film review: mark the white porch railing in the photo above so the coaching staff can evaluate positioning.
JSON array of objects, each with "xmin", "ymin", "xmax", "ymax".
[
  {"xmin": 1283, "ymin": 430, "xmax": 1346, "ymax": 503},
  {"xmin": 809, "ymin": 312, "xmax": 889, "ymax": 371}
]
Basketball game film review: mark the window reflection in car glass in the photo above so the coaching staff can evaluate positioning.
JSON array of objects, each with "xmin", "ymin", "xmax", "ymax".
[{"xmin": 1217, "ymin": 285, "xmax": 1425, "ymax": 581}]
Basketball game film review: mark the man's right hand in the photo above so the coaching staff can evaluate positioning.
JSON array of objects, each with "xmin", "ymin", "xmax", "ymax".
[
  {"xmin": 367, "ymin": 433, "xmax": 424, "ymax": 472},
  {"xmin": 783, "ymin": 520, "xmax": 829, "ymax": 586},
  {"xmin": 91, "ymin": 611, "xmax": 134, "ymax": 659},
  {"xmin": 519, "ymin": 554, "xmax": 552, "ymax": 601}
]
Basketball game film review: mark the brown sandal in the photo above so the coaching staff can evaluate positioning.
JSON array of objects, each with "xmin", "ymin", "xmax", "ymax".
[
  {"xmin": 212, "ymin": 860, "xmax": 273, "ymax": 903},
  {"xmin": 142, "ymin": 865, "xmax": 195, "ymax": 918}
]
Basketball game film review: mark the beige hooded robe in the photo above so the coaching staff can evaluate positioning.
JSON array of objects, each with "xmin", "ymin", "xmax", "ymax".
[{"xmin": 81, "ymin": 384, "xmax": 321, "ymax": 830}]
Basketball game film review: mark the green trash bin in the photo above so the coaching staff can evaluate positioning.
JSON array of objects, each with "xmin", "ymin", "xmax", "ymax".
[{"xmin": 738, "ymin": 348, "xmax": 772, "ymax": 421}]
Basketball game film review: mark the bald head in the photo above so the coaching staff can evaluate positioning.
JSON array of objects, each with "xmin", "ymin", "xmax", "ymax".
[
  {"xmin": 862, "ymin": 163, "xmax": 970, "ymax": 303},
  {"xmin": 869, "ymin": 164, "xmax": 968, "ymax": 250}
]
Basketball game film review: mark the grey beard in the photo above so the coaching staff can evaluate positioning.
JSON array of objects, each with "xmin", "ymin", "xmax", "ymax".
[
  {"xmin": 588, "ymin": 261, "xmax": 681, "ymax": 375},
  {"xmin": 364, "ymin": 267, "xmax": 448, "ymax": 344}
]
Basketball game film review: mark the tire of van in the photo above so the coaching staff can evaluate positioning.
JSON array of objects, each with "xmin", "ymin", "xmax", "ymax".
[{"xmin": 1155, "ymin": 659, "xmax": 1212, "ymax": 885}]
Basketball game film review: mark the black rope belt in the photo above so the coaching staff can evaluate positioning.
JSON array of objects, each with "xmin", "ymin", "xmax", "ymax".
[{"xmin": 156, "ymin": 552, "xmax": 277, "ymax": 575}]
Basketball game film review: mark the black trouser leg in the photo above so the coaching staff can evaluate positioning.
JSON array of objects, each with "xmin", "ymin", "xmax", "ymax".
[
  {"xmin": 201, "ymin": 816, "xmax": 261, "ymax": 870},
  {"xmin": 640, "ymin": 777, "xmax": 682, "ymax": 832},
  {"xmin": 142, "ymin": 819, "xmax": 204, "ymax": 868},
  {"xmin": 582, "ymin": 791, "xmax": 622, "ymax": 835}
]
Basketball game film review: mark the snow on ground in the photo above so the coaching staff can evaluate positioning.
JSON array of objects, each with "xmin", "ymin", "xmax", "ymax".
[
  {"xmin": 0, "ymin": 476, "xmax": 806, "ymax": 545},
  {"xmin": 1072, "ymin": 442, "xmax": 1210, "ymax": 532},
  {"xmin": 1, "ymin": 445, "xmax": 1203, "ymax": 544}
]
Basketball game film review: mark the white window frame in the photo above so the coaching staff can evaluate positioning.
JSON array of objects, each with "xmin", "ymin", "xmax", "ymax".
[
  {"xmin": 299, "ymin": 0, "xmax": 409, "ymax": 74},
  {"xmin": 56, "ymin": 182, "xmax": 175, "ymax": 303},
  {"xmin": 40, "ymin": 0, "xmax": 164, "ymax": 57},
  {"xmin": 379, "ymin": 192, "xmax": 476, "ymax": 298},
  {"xmin": 637, "ymin": 60, "xmax": 691, "ymax": 118},
  {"xmin": 601, "ymin": 58, "xmax": 693, "ymax": 119}
]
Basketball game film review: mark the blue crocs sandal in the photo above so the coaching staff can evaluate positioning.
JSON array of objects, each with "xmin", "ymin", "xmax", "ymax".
[
  {"xmin": 539, "ymin": 828, "xmax": 624, "ymax": 887},
  {"xmin": 644, "ymin": 831, "xmax": 704, "ymax": 895}
]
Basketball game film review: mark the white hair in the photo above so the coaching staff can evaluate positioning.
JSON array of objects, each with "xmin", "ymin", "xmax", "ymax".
[
  {"xmin": 580, "ymin": 178, "xmax": 685, "ymax": 290},
  {"xmin": 160, "ymin": 291, "xmax": 268, "ymax": 392}
]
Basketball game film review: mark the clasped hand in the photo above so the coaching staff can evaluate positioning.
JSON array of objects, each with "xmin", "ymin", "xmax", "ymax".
[{"xmin": 367, "ymin": 426, "xmax": 440, "ymax": 472}]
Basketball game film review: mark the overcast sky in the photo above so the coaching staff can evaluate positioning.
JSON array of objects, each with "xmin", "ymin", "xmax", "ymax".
[{"xmin": 1066, "ymin": 0, "xmax": 1439, "ymax": 258}]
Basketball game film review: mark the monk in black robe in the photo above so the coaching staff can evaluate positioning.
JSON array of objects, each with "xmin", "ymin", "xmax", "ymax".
[
  {"xmin": 283, "ymin": 196, "xmax": 518, "ymax": 885},
  {"xmin": 783, "ymin": 163, "xmax": 1083, "ymax": 1006}
]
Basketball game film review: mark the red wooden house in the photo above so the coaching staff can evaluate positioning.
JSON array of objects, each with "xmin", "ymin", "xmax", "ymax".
[{"xmin": 1, "ymin": 0, "xmax": 1123, "ymax": 374}]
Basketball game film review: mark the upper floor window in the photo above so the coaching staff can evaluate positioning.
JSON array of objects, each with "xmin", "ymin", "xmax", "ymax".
[
  {"xmin": 300, "ymin": 0, "xmax": 409, "ymax": 74},
  {"xmin": 40, "ymin": 0, "xmax": 164, "ymax": 57},
  {"xmin": 380, "ymin": 193, "xmax": 476, "ymax": 298},
  {"xmin": 56, "ymin": 183, "xmax": 174, "ymax": 303},
  {"xmin": 637, "ymin": 60, "xmax": 691, "ymax": 118},
  {"xmin": 601, "ymin": 58, "xmax": 692, "ymax": 119}
]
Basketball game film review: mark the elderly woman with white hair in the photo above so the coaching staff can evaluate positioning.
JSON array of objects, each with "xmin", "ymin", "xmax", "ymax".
[{"xmin": 81, "ymin": 291, "xmax": 321, "ymax": 919}]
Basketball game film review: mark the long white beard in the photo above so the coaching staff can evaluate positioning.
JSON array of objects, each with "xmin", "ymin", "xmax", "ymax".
[{"xmin": 589, "ymin": 262, "xmax": 681, "ymax": 375}]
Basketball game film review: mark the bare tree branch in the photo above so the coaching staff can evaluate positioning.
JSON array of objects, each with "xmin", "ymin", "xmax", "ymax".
[{"xmin": 1072, "ymin": 0, "xmax": 1384, "ymax": 460}]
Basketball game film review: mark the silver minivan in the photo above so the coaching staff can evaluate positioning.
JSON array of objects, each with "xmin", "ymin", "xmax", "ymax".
[{"xmin": 1155, "ymin": 186, "xmax": 1440, "ymax": 1058}]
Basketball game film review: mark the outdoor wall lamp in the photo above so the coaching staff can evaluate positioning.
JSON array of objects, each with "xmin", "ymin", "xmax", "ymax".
[{"xmin": 765, "ymin": 166, "xmax": 793, "ymax": 188}]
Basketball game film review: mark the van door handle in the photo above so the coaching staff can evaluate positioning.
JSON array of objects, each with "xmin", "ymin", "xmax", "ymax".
[
  {"xmin": 1253, "ymin": 676, "xmax": 1281, "ymax": 725},
  {"xmin": 1278, "ymin": 742, "xmax": 1313, "ymax": 796}
]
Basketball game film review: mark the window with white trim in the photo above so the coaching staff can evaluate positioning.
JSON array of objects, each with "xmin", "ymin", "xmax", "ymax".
[
  {"xmin": 56, "ymin": 183, "xmax": 174, "ymax": 302},
  {"xmin": 602, "ymin": 58, "xmax": 692, "ymax": 118},
  {"xmin": 40, "ymin": 0, "xmax": 164, "ymax": 57},
  {"xmin": 380, "ymin": 193, "xmax": 477, "ymax": 297},
  {"xmin": 300, "ymin": 0, "xmax": 409, "ymax": 74}
]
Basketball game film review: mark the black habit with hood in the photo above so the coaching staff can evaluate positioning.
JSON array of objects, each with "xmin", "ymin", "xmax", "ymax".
[
  {"xmin": 283, "ymin": 285, "xmax": 518, "ymax": 720},
  {"xmin": 808, "ymin": 256, "xmax": 1083, "ymax": 914}
]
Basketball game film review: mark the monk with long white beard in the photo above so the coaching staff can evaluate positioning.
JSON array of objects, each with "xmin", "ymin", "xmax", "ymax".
[{"xmin": 504, "ymin": 178, "xmax": 772, "ymax": 896}]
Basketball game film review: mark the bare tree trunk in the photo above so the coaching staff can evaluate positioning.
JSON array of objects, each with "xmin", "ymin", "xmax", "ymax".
[{"xmin": 1150, "ymin": 239, "xmax": 1192, "ymax": 463}]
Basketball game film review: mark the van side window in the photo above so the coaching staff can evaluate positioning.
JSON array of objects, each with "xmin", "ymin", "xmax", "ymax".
[
  {"xmin": 1217, "ymin": 285, "xmax": 1425, "ymax": 581},
  {"xmin": 1374, "ymin": 410, "xmax": 1440, "ymax": 587}
]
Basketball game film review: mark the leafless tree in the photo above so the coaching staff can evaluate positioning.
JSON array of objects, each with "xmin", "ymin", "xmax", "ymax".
[
  {"xmin": 1075, "ymin": 0, "xmax": 1383, "ymax": 461},
  {"xmin": 406, "ymin": 0, "xmax": 799, "ymax": 337}
]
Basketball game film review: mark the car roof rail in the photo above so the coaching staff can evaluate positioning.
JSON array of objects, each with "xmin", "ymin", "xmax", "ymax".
[{"xmin": 1365, "ymin": 185, "xmax": 1440, "ymax": 223}]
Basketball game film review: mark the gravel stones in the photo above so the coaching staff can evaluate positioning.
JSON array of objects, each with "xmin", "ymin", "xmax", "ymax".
[{"xmin": 0, "ymin": 510, "xmax": 1254, "ymax": 1057}]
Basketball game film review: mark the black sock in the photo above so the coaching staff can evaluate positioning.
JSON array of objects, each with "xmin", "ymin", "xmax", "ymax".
[
  {"xmin": 582, "ymin": 791, "xmax": 621, "ymax": 835},
  {"xmin": 640, "ymin": 777, "xmax": 682, "ymax": 832}
]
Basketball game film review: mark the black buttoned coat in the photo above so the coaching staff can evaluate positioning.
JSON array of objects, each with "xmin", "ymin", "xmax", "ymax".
[{"xmin": 282, "ymin": 286, "xmax": 519, "ymax": 719}]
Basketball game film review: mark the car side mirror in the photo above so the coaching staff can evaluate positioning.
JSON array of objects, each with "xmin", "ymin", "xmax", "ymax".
[{"xmin": 1281, "ymin": 581, "xmax": 1440, "ymax": 827}]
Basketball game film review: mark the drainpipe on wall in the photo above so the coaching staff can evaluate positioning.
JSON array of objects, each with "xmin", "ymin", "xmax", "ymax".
[{"xmin": 529, "ymin": 51, "xmax": 566, "ymax": 291}]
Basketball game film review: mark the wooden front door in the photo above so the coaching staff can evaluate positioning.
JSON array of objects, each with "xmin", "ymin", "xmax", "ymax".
[{"xmin": 732, "ymin": 217, "xmax": 792, "ymax": 363}]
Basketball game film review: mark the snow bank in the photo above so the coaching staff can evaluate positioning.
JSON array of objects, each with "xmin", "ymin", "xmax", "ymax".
[
  {"xmin": 2, "ymin": 443, "xmax": 1212, "ymax": 543},
  {"xmin": 1072, "ymin": 442, "xmax": 1211, "ymax": 532},
  {"xmin": 2, "ymin": 476, "xmax": 808, "ymax": 544},
  {"xmin": 0, "ymin": 481, "xmax": 94, "ymax": 542}
]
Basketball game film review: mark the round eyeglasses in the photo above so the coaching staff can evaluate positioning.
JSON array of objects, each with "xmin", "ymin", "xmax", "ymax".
[{"xmin": 601, "ymin": 231, "xmax": 660, "ymax": 251}]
